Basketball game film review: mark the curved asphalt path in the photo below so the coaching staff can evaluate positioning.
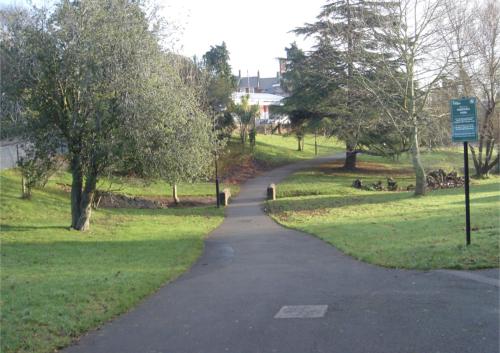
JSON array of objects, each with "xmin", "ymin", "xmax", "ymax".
[{"xmin": 65, "ymin": 154, "xmax": 499, "ymax": 353}]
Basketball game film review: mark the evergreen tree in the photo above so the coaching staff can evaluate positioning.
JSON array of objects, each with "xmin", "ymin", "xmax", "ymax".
[{"xmin": 281, "ymin": 1, "xmax": 401, "ymax": 167}]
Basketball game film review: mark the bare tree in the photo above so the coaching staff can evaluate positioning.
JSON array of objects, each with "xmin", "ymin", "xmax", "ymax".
[
  {"xmin": 359, "ymin": 0, "xmax": 449, "ymax": 195},
  {"xmin": 442, "ymin": 0, "xmax": 500, "ymax": 177}
]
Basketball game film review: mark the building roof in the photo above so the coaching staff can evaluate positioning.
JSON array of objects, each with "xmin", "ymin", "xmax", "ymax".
[
  {"xmin": 232, "ymin": 92, "xmax": 284, "ymax": 106},
  {"xmin": 236, "ymin": 76, "xmax": 282, "ymax": 94}
]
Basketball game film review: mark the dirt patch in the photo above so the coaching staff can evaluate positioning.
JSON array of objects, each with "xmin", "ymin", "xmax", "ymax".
[
  {"xmin": 94, "ymin": 192, "xmax": 215, "ymax": 209},
  {"xmin": 319, "ymin": 160, "xmax": 413, "ymax": 176},
  {"xmin": 221, "ymin": 154, "xmax": 265, "ymax": 184}
]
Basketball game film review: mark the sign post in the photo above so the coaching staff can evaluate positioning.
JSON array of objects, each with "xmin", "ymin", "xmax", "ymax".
[{"xmin": 450, "ymin": 98, "xmax": 478, "ymax": 245}]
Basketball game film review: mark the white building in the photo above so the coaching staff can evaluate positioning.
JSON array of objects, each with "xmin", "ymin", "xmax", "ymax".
[{"xmin": 231, "ymin": 92, "xmax": 286, "ymax": 124}]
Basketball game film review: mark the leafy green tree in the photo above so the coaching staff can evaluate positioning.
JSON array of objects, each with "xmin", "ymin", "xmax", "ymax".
[
  {"xmin": 201, "ymin": 42, "xmax": 237, "ymax": 140},
  {"xmin": 202, "ymin": 42, "xmax": 236, "ymax": 112},
  {"xmin": 230, "ymin": 95, "xmax": 260, "ymax": 146},
  {"xmin": 1, "ymin": 0, "xmax": 214, "ymax": 230}
]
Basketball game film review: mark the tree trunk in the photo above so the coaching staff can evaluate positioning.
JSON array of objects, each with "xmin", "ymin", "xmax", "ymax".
[
  {"xmin": 470, "ymin": 102, "xmax": 497, "ymax": 177},
  {"xmin": 74, "ymin": 172, "xmax": 97, "ymax": 231},
  {"xmin": 172, "ymin": 184, "xmax": 179, "ymax": 204},
  {"xmin": 344, "ymin": 140, "xmax": 357, "ymax": 170},
  {"xmin": 411, "ymin": 126, "xmax": 426, "ymax": 196},
  {"xmin": 344, "ymin": 151, "xmax": 357, "ymax": 170},
  {"xmin": 297, "ymin": 136, "xmax": 302, "ymax": 151},
  {"xmin": 70, "ymin": 155, "xmax": 83, "ymax": 229},
  {"xmin": 314, "ymin": 130, "xmax": 318, "ymax": 156},
  {"xmin": 21, "ymin": 174, "xmax": 31, "ymax": 199}
]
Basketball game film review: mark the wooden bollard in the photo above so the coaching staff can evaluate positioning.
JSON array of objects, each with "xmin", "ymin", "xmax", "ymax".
[
  {"xmin": 267, "ymin": 183, "xmax": 276, "ymax": 201},
  {"xmin": 219, "ymin": 188, "xmax": 231, "ymax": 206}
]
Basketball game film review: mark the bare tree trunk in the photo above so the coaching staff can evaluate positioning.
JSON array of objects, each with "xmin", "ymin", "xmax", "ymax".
[
  {"xmin": 411, "ymin": 125, "xmax": 426, "ymax": 196},
  {"xmin": 172, "ymin": 184, "xmax": 179, "ymax": 204},
  {"xmin": 75, "ymin": 172, "xmax": 97, "ymax": 231},
  {"xmin": 344, "ymin": 140, "xmax": 357, "ymax": 170},
  {"xmin": 21, "ymin": 174, "xmax": 30, "ymax": 199},
  {"xmin": 70, "ymin": 155, "xmax": 83, "ymax": 229},
  {"xmin": 314, "ymin": 130, "xmax": 318, "ymax": 156},
  {"xmin": 297, "ymin": 136, "xmax": 302, "ymax": 151},
  {"xmin": 470, "ymin": 104, "xmax": 498, "ymax": 177}
]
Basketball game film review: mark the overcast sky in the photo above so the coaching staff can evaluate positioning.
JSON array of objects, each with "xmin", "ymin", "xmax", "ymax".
[
  {"xmin": 0, "ymin": 0, "xmax": 326, "ymax": 78},
  {"xmin": 162, "ymin": 0, "xmax": 325, "ymax": 77}
]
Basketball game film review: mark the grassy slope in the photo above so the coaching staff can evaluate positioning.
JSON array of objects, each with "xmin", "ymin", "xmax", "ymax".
[
  {"xmin": 252, "ymin": 134, "xmax": 343, "ymax": 167},
  {"xmin": 268, "ymin": 149, "xmax": 500, "ymax": 270},
  {"xmin": 0, "ymin": 170, "xmax": 224, "ymax": 353},
  {"xmin": 0, "ymin": 133, "xmax": 340, "ymax": 353}
]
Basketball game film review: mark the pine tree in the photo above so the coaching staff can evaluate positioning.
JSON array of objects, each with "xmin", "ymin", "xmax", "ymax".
[{"xmin": 288, "ymin": 0, "xmax": 399, "ymax": 169}]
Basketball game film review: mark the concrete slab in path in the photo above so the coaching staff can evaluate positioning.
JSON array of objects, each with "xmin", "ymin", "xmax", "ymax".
[{"xmin": 64, "ymin": 154, "xmax": 499, "ymax": 353}]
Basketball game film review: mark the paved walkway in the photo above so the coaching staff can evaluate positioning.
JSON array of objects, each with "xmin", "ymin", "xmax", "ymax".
[{"xmin": 65, "ymin": 154, "xmax": 499, "ymax": 353}]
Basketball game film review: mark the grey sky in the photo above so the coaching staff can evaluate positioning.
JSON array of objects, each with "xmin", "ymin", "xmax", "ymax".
[
  {"xmin": 0, "ymin": 0, "xmax": 326, "ymax": 77},
  {"xmin": 163, "ymin": 0, "xmax": 325, "ymax": 77}
]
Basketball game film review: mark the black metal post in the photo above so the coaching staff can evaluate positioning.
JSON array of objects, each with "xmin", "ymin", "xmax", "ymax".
[
  {"xmin": 463, "ymin": 141, "xmax": 471, "ymax": 245},
  {"xmin": 215, "ymin": 156, "xmax": 220, "ymax": 208}
]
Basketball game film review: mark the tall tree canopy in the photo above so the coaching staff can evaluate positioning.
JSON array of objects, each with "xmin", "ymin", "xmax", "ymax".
[
  {"xmin": 0, "ymin": 0, "xmax": 214, "ymax": 230},
  {"xmin": 282, "ymin": 0, "xmax": 402, "ymax": 168},
  {"xmin": 202, "ymin": 42, "xmax": 236, "ymax": 111}
]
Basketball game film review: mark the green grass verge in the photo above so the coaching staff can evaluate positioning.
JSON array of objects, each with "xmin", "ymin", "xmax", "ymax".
[
  {"xmin": 250, "ymin": 134, "xmax": 344, "ymax": 167},
  {"xmin": 267, "ymin": 152, "xmax": 500, "ymax": 270},
  {"xmin": 0, "ymin": 170, "xmax": 224, "ymax": 353}
]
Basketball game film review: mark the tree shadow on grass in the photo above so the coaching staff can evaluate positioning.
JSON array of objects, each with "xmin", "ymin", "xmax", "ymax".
[
  {"xmin": 1, "ymin": 236, "xmax": 204, "ymax": 353},
  {"xmin": 270, "ymin": 182, "xmax": 499, "ymax": 213},
  {"xmin": 1, "ymin": 224, "xmax": 69, "ymax": 232},
  {"xmin": 98, "ymin": 205, "xmax": 223, "ymax": 218},
  {"xmin": 451, "ymin": 194, "xmax": 500, "ymax": 205},
  {"xmin": 298, "ymin": 212, "xmax": 499, "ymax": 270}
]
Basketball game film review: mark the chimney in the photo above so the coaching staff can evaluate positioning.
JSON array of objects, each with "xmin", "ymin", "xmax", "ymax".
[
  {"xmin": 257, "ymin": 70, "xmax": 260, "ymax": 90},
  {"xmin": 238, "ymin": 70, "xmax": 241, "ymax": 79},
  {"xmin": 247, "ymin": 70, "xmax": 250, "ymax": 92}
]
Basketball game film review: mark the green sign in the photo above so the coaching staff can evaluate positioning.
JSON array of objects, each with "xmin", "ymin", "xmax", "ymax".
[{"xmin": 450, "ymin": 98, "xmax": 478, "ymax": 142}]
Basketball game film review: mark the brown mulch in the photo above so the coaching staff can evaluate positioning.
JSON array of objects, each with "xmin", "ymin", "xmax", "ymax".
[
  {"xmin": 320, "ymin": 160, "xmax": 414, "ymax": 176},
  {"xmin": 94, "ymin": 192, "xmax": 215, "ymax": 209},
  {"xmin": 221, "ymin": 154, "xmax": 264, "ymax": 185}
]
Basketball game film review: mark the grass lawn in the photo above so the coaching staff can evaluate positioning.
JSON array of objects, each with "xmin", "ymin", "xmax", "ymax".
[
  {"xmin": 238, "ymin": 133, "xmax": 344, "ymax": 168},
  {"xmin": 267, "ymin": 150, "xmax": 500, "ymax": 270},
  {"xmin": 0, "ymin": 169, "xmax": 224, "ymax": 353}
]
